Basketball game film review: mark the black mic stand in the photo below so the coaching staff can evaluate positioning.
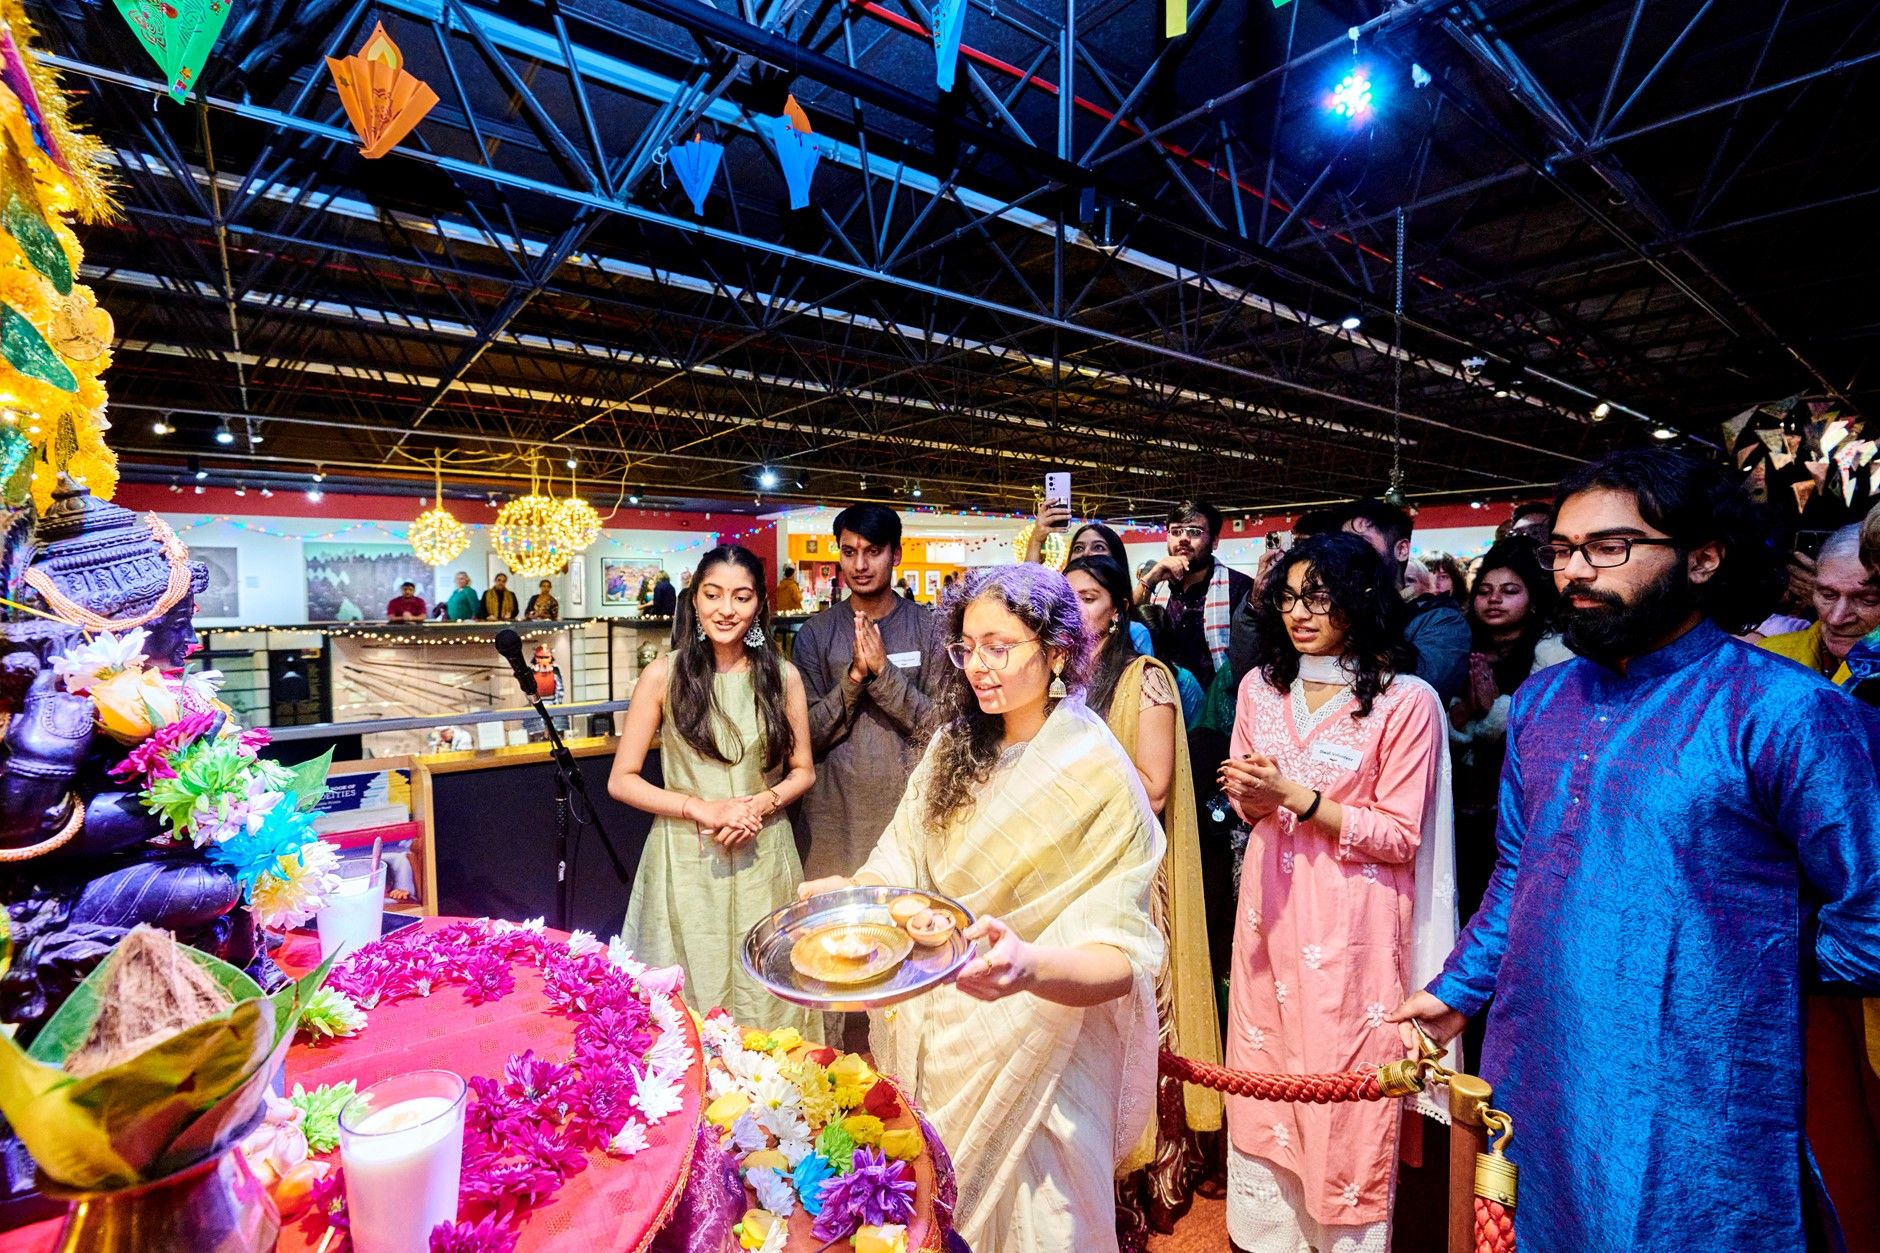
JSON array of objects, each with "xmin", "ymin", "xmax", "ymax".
[{"xmin": 502, "ymin": 662, "xmax": 631, "ymax": 931}]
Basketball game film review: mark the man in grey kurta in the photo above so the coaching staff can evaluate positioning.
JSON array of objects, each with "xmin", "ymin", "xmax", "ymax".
[{"xmin": 793, "ymin": 504, "xmax": 944, "ymax": 881}]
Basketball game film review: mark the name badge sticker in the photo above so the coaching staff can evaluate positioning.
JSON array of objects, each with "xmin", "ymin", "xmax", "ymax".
[
  {"xmin": 1309, "ymin": 740, "xmax": 1364, "ymax": 772},
  {"xmin": 887, "ymin": 650, "xmax": 922, "ymax": 669}
]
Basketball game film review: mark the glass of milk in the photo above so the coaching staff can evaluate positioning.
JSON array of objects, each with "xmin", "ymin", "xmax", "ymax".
[
  {"xmin": 339, "ymin": 1070, "xmax": 466, "ymax": 1253},
  {"xmin": 315, "ymin": 858, "xmax": 386, "ymax": 961}
]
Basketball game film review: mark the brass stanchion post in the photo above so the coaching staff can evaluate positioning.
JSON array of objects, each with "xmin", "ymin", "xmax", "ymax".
[{"xmin": 1446, "ymin": 1073, "xmax": 1493, "ymax": 1253}]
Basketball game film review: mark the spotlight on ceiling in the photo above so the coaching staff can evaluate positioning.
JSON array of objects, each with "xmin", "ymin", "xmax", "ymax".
[
  {"xmin": 911, "ymin": 484, "xmax": 923, "ymax": 499},
  {"xmin": 1327, "ymin": 68, "xmax": 1375, "ymax": 122},
  {"xmin": 307, "ymin": 485, "xmax": 324, "ymax": 503},
  {"xmin": 565, "ymin": 457, "xmax": 577, "ymax": 470},
  {"xmin": 757, "ymin": 467, "xmax": 780, "ymax": 490},
  {"xmin": 1493, "ymin": 388, "xmax": 1511, "ymax": 399},
  {"xmin": 214, "ymin": 423, "xmax": 234, "ymax": 445},
  {"xmin": 248, "ymin": 430, "xmax": 263, "ymax": 445},
  {"xmin": 259, "ymin": 487, "xmax": 273, "ymax": 498},
  {"xmin": 1591, "ymin": 402, "xmax": 1612, "ymax": 420},
  {"xmin": 1469, "ymin": 500, "xmax": 1483, "ymax": 510},
  {"xmin": 193, "ymin": 484, "xmax": 204, "ymax": 495},
  {"xmin": 234, "ymin": 484, "xmax": 246, "ymax": 497},
  {"xmin": 1339, "ymin": 314, "xmax": 1363, "ymax": 331},
  {"xmin": 313, "ymin": 467, "xmax": 326, "ymax": 482},
  {"xmin": 151, "ymin": 417, "xmax": 171, "ymax": 435},
  {"xmin": 628, "ymin": 493, "xmax": 641, "ymax": 506},
  {"xmin": 1652, "ymin": 427, "xmax": 1677, "ymax": 441},
  {"xmin": 188, "ymin": 455, "xmax": 206, "ymax": 482}
]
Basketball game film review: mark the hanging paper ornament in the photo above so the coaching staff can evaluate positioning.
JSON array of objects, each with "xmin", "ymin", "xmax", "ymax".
[
  {"xmin": 6, "ymin": 192, "xmax": 69, "ymax": 293},
  {"xmin": 761, "ymin": 115, "xmax": 820, "ymax": 211},
  {"xmin": 1166, "ymin": 0, "xmax": 1188, "ymax": 37},
  {"xmin": 48, "ymin": 289, "xmax": 111, "ymax": 361},
  {"xmin": 0, "ymin": 424, "xmax": 28, "ymax": 506},
  {"xmin": 932, "ymin": 0, "xmax": 968, "ymax": 92},
  {"xmin": 0, "ymin": 21, "xmax": 63, "ymax": 172},
  {"xmin": 110, "ymin": 0, "xmax": 235, "ymax": 105},
  {"xmin": 670, "ymin": 135, "xmax": 723, "ymax": 216},
  {"xmin": 782, "ymin": 94, "xmax": 812, "ymax": 134},
  {"xmin": 0, "ymin": 303, "xmax": 74, "ymax": 390},
  {"xmin": 326, "ymin": 22, "xmax": 439, "ymax": 160}
]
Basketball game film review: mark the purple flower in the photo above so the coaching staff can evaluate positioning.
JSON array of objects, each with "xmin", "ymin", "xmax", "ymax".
[
  {"xmin": 810, "ymin": 1148, "xmax": 917, "ymax": 1243},
  {"xmin": 308, "ymin": 1166, "xmax": 348, "ymax": 1232},
  {"xmin": 107, "ymin": 710, "xmax": 217, "ymax": 781},
  {"xmin": 503, "ymin": 1049, "xmax": 573, "ymax": 1108},
  {"xmin": 430, "ymin": 1215, "xmax": 519, "ymax": 1253},
  {"xmin": 461, "ymin": 950, "xmax": 516, "ymax": 1005},
  {"xmin": 458, "ymin": 1150, "xmax": 561, "ymax": 1207}
]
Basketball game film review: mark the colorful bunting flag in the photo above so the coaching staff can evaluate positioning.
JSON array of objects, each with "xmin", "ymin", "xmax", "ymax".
[
  {"xmin": 761, "ymin": 114, "xmax": 819, "ymax": 211},
  {"xmin": 110, "ymin": 0, "xmax": 234, "ymax": 105},
  {"xmin": 1167, "ymin": 0, "xmax": 1188, "ymax": 37},
  {"xmin": 670, "ymin": 134, "xmax": 723, "ymax": 216},
  {"xmin": 933, "ymin": 0, "xmax": 968, "ymax": 91},
  {"xmin": 326, "ymin": 22, "xmax": 438, "ymax": 159},
  {"xmin": 783, "ymin": 93, "xmax": 812, "ymax": 134}
]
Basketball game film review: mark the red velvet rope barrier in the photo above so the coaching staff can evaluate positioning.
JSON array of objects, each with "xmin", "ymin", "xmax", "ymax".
[{"xmin": 1159, "ymin": 1049, "xmax": 1517, "ymax": 1253}]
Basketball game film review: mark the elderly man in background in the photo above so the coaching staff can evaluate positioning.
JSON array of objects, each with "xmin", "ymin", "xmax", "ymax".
[{"xmin": 1760, "ymin": 523, "xmax": 1880, "ymax": 682}]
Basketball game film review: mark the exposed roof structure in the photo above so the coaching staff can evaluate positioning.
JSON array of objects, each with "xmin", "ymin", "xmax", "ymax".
[{"xmin": 38, "ymin": 0, "xmax": 1880, "ymax": 517}]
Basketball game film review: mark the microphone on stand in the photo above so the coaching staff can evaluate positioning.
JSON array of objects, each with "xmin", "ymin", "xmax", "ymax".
[{"xmin": 493, "ymin": 628, "xmax": 536, "ymax": 700}]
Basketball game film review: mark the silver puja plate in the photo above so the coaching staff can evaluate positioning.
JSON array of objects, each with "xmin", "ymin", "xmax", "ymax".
[{"xmin": 742, "ymin": 884, "xmax": 977, "ymax": 1013}]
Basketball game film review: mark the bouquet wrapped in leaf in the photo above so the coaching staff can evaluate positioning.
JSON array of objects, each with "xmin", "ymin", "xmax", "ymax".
[{"xmin": 0, "ymin": 926, "xmax": 334, "ymax": 1191}]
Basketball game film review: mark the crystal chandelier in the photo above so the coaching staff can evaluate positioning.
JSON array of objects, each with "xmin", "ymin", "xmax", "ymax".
[{"xmin": 409, "ymin": 457, "xmax": 469, "ymax": 566}]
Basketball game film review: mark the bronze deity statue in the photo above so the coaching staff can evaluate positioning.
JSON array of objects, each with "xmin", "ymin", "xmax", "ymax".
[{"xmin": 0, "ymin": 480, "xmax": 277, "ymax": 1053}]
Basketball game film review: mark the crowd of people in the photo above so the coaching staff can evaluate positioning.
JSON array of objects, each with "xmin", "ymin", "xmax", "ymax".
[
  {"xmin": 604, "ymin": 449, "xmax": 1880, "ymax": 1253},
  {"xmin": 381, "ymin": 570, "xmax": 567, "ymax": 622}
]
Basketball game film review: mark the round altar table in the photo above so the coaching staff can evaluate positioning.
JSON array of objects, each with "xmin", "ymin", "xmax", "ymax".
[{"xmin": 0, "ymin": 916, "xmax": 956, "ymax": 1253}]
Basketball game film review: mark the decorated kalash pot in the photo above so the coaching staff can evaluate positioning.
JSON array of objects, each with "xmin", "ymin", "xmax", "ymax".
[{"xmin": 0, "ymin": 479, "xmax": 339, "ymax": 1197}]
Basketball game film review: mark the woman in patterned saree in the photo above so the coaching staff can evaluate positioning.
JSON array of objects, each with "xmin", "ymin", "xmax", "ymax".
[
  {"xmin": 1219, "ymin": 534, "xmax": 1455, "ymax": 1253},
  {"xmin": 799, "ymin": 563, "xmax": 1166, "ymax": 1251},
  {"xmin": 1063, "ymin": 554, "xmax": 1222, "ymax": 1249}
]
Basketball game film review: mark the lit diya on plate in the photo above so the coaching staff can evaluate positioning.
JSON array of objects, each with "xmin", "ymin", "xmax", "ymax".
[{"xmin": 789, "ymin": 921, "xmax": 913, "ymax": 985}]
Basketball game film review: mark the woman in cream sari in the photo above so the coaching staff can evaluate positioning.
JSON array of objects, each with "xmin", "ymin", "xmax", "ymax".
[
  {"xmin": 1064, "ymin": 555, "xmax": 1221, "ymax": 1248},
  {"xmin": 800, "ymin": 564, "xmax": 1165, "ymax": 1252}
]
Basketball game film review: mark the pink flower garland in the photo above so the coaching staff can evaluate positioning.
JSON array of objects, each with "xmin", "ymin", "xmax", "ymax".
[{"xmin": 307, "ymin": 921, "xmax": 683, "ymax": 1252}]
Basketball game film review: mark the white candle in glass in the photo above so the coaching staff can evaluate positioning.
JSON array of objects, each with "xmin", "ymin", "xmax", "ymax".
[{"xmin": 339, "ymin": 1071, "xmax": 466, "ymax": 1253}]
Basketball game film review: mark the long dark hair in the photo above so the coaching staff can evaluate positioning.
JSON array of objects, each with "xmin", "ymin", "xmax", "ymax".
[
  {"xmin": 1252, "ymin": 533, "xmax": 1413, "ymax": 719},
  {"xmin": 1063, "ymin": 554, "xmax": 1141, "ymax": 718},
  {"xmin": 668, "ymin": 545, "xmax": 793, "ymax": 771},
  {"xmin": 1067, "ymin": 521, "xmax": 1128, "ymax": 562},
  {"xmin": 1467, "ymin": 538, "xmax": 1557, "ymax": 693},
  {"xmin": 921, "ymin": 564, "xmax": 1092, "ymax": 830}
]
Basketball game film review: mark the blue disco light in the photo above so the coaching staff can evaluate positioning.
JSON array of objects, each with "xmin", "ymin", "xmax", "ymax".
[{"xmin": 1327, "ymin": 68, "xmax": 1375, "ymax": 122}]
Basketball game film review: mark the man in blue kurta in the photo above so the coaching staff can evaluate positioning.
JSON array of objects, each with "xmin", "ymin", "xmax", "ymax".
[{"xmin": 1391, "ymin": 449, "xmax": 1880, "ymax": 1249}]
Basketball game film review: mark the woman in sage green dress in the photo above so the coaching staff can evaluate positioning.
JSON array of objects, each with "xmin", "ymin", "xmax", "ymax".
[{"xmin": 609, "ymin": 545, "xmax": 819, "ymax": 1038}]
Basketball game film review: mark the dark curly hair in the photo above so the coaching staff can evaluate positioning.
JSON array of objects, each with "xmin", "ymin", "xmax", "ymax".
[
  {"xmin": 921, "ymin": 564, "xmax": 1093, "ymax": 830},
  {"xmin": 1251, "ymin": 533, "xmax": 1414, "ymax": 719},
  {"xmin": 1553, "ymin": 448, "xmax": 1784, "ymax": 634}
]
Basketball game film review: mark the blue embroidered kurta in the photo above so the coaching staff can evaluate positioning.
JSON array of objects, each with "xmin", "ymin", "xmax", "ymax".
[{"xmin": 1428, "ymin": 621, "xmax": 1880, "ymax": 1249}]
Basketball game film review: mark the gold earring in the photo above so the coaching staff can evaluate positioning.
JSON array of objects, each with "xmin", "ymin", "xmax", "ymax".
[{"xmin": 1048, "ymin": 664, "xmax": 1068, "ymax": 700}]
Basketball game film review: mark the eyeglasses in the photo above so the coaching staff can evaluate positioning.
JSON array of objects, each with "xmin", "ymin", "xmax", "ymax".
[
  {"xmin": 1535, "ymin": 537, "xmax": 1679, "ymax": 571},
  {"xmin": 945, "ymin": 636, "xmax": 1040, "ymax": 670},
  {"xmin": 1168, "ymin": 525, "xmax": 1210, "ymax": 540},
  {"xmin": 1275, "ymin": 589, "xmax": 1335, "ymax": 616}
]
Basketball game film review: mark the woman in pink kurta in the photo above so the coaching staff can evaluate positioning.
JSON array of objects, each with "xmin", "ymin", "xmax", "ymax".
[{"xmin": 1219, "ymin": 534, "xmax": 1451, "ymax": 1253}]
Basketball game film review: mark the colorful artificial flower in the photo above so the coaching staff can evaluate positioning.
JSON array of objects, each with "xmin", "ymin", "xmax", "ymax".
[
  {"xmin": 248, "ymin": 840, "xmax": 341, "ymax": 931},
  {"xmin": 142, "ymin": 737, "xmax": 278, "ymax": 839},
  {"xmin": 815, "ymin": 1120, "xmax": 857, "ymax": 1172},
  {"xmin": 706, "ymin": 1091, "xmax": 753, "ymax": 1129},
  {"xmin": 607, "ymin": 1118, "xmax": 649, "ymax": 1157},
  {"xmin": 841, "ymin": 1114, "xmax": 884, "ymax": 1148},
  {"xmin": 186, "ymin": 771, "xmax": 286, "ymax": 847},
  {"xmin": 828, "ymin": 1053, "xmax": 877, "ymax": 1109},
  {"xmin": 767, "ymin": 1027, "xmax": 804, "ymax": 1053},
  {"xmin": 88, "ymin": 665, "xmax": 179, "ymax": 742},
  {"xmin": 238, "ymin": 1094, "xmax": 309, "ymax": 1185},
  {"xmin": 854, "ymin": 1224, "xmax": 909, "ymax": 1253},
  {"xmin": 878, "ymin": 1128, "xmax": 923, "ymax": 1162},
  {"xmin": 429, "ymin": 1215, "xmax": 520, "ymax": 1253},
  {"xmin": 733, "ymin": 1209, "xmax": 786, "ymax": 1253},
  {"xmin": 791, "ymin": 1151, "xmax": 835, "ymax": 1216},
  {"xmin": 745, "ymin": 1165, "xmax": 797, "ymax": 1217},
  {"xmin": 205, "ymin": 802, "xmax": 319, "ymax": 896},
  {"xmin": 742, "ymin": 1149, "xmax": 789, "ymax": 1173},
  {"xmin": 296, "ymin": 988, "xmax": 366, "ymax": 1042},
  {"xmin": 809, "ymin": 1148, "xmax": 917, "ymax": 1243},
  {"xmin": 288, "ymin": 1082, "xmax": 356, "ymax": 1154},
  {"xmin": 743, "ymin": 1029, "xmax": 777, "ymax": 1052},
  {"xmin": 779, "ymin": 1133, "xmax": 814, "ymax": 1167},
  {"xmin": 106, "ymin": 709, "xmax": 216, "ymax": 782},
  {"xmin": 861, "ymin": 1079, "xmax": 903, "ymax": 1120},
  {"xmin": 728, "ymin": 1111, "xmax": 770, "ymax": 1154},
  {"xmin": 50, "ymin": 628, "xmax": 148, "ymax": 694}
]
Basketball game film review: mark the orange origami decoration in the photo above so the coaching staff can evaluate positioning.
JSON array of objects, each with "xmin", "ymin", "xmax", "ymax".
[
  {"xmin": 325, "ymin": 22, "xmax": 437, "ymax": 159},
  {"xmin": 782, "ymin": 93, "xmax": 813, "ymax": 134}
]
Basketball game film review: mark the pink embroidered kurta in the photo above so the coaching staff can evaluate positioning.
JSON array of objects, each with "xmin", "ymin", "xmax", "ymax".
[{"xmin": 1225, "ymin": 670, "xmax": 1444, "ymax": 1227}]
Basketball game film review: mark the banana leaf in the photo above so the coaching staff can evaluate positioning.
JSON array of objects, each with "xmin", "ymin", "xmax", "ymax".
[
  {"xmin": 0, "ymin": 941, "xmax": 334, "ymax": 1190},
  {"xmin": 285, "ymin": 747, "xmax": 334, "ymax": 811}
]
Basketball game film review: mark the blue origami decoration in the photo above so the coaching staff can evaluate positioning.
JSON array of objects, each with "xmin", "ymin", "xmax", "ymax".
[
  {"xmin": 670, "ymin": 135, "xmax": 724, "ymax": 216},
  {"xmin": 761, "ymin": 114, "xmax": 819, "ymax": 211},
  {"xmin": 932, "ymin": 0, "xmax": 968, "ymax": 91}
]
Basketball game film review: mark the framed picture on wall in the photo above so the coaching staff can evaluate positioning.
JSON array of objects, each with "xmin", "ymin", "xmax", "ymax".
[
  {"xmin": 305, "ymin": 542, "xmax": 433, "ymax": 622},
  {"xmin": 192, "ymin": 546, "xmax": 241, "ymax": 619},
  {"xmin": 567, "ymin": 554, "xmax": 586, "ymax": 613},
  {"xmin": 604, "ymin": 557, "xmax": 663, "ymax": 606}
]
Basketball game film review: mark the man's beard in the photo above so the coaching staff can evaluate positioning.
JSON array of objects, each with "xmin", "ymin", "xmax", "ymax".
[{"xmin": 1559, "ymin": 560, "xmax": 1697, "ymax": 665}]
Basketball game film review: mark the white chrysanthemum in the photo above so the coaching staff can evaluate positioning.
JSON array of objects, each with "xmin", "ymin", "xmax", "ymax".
[
  {"xmin": 184, "ymin": 668, "xmax": 226, "ymax": 703},
  {"xmin": 752, "ymin": 1224, "xmax": 787, "ymax": 1253},
  {"xmin": 707, "ymin": 1068, "xmax": 741, "ymax": 1100},
  {"xmin": 51, "ymin": 629, "xmax": 149, "ymax": 694},
  {"xmin": 608, "ymin": 1118, "xmax": 649, "ymax": 1157},
  {"xmin": 746, "ymin": 1166, "xmax": 797, "ymax": 1218},
  {"xmin": 778, "ymin": 1134, "xmax": 814, "ymax": 1167},
  {"xmin": 756, "ymin": 1102, "xmax": 809, "ymax": 1143},
  {"xmin": 567, "ymin": 929, "xmax": 603, "ymax": 956},
  {"xmin": 755, "ymin": 1072, "xmax": 800, "ymax": 1112},
  {"xmin": 250, "ymin": 841, "xmax": 343, "ymax": 930},
  {"xmin": 607, "ymin": 935, "xmax": 649, "ymax": 979},
  {"xmin": 632, "ymin": 1071, "xmax": 685, "ymax": 1123}
]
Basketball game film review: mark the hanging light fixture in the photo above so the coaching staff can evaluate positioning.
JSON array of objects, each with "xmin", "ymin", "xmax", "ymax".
[
  {"xmin": 492, "ymin": 458, "xmax": 571, "ymax": 578},
  {"xmin": 555, "ymin": 462, "xmax": 602, "ymax": 554},
  {"xmin": 409, "ymin": 455, "xmax": 470, "ymax": 567}
]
